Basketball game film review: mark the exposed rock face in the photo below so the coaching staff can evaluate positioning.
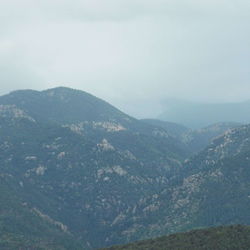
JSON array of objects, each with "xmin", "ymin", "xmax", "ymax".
[{"xmin": 0, "ymin": 104, "xmax": 36, "ymax": 122}]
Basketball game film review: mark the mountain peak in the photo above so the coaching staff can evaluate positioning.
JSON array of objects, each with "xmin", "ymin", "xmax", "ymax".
[
  {"xmin": 0, "ymin": 86, "xmax": 131, "ymax": 124},
  {"xmin": 43, "ymin": 86, "xmax": 86, "ymax": 95}
]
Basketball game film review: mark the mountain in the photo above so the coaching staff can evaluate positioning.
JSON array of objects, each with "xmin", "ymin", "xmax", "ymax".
[
  {"xmin": 158, "ymin": 99, "xmax": 250, "ymax": 128},
  {"xmin": 0, "ymin": 176, "xmax": 84, "ymax": 250},
  {"xmin": 142, "ymin": 119, "xmax": 239, "ymax": 154},
  {"xmin": 181, "ymin": 124, "xmax": 250, "ymax": 228},
  {"xmin": 0, "ymin": 88, "xmax": 187, "ymax": 159},
  {"xmin": 141, "ymin": 119, "xmax": 189, "ymax": 139},
  {"xmin": 0, "ymin": 87, "xmax": 188, "ymax": 248},
  {"xmin": 1, "ymin": 87, "xmax": 250, "ymax": 249},
  {"xmin": 118, "ymin": 123, "xmax": 250, "ymax": 240},
  {"xmin": 103, "ymin": 225, "xmax": 250, "ymax": 250},
  {"xmin": 183, "ymin": 122, "xmax": 241, "ymax": 153},
  {"xmin": 0, "ymin": 87, "xmax": 129, "ymax": 124}
]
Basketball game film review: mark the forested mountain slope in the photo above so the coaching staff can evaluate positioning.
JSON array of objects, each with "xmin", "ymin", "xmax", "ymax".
[
  {"xmin": 104, "ymin": 225, "xmax": 250, "ymax": 250},
  {"xmin": 0, "ymin": 88, "xmax": 186, "ymax": 248},
  {"xmin": 1, "ymin": 87, "xmax": 250, "ymax": 249},
  {"xmin": 142, "ymin": 119, "xmax": 239, "ymax": 154}
]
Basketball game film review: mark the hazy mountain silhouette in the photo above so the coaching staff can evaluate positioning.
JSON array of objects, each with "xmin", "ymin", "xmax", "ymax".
[{"xmin": 158, "ymin": 99, "xmax": 250, "ymax": 128}]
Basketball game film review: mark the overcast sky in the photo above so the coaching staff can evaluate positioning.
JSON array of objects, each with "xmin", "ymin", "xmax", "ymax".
[{"xmin": 0, "ymin": 0, "xmax": 250, "ymax": 118}]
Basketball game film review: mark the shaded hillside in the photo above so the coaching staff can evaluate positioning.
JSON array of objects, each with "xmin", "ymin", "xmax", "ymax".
[
  {"xmin": 111, "ymin": 124, "xmax": 250, "ymax": 242},
  {"xmin": 104, "ymin": 225, "xmax": 250, "ymax": 250},
  {"xmin": 184, "ymin": 122, "xmax": 241, "ymax": 153},
  {"xmin": 141, "ymin": 119, "xmax": 189, "ymax": 139},
  {"xmin": 0, "ymin": 177, "xmax": 83, "ymax": 250},
  {"xmin": 182, "ymin": 124, "xmax": 250, "ymax": 228},
  {"xmin": 142, "ymin": 119, "xmax": 239, "ymax": 154}
]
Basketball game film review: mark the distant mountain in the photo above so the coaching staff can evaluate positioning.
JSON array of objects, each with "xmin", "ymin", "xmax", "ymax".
[
  {"xmin": 158, "ymin": 99, "xmax": 250, "ymax": 128},
  {"xmin": 142, "ymin": 119, "xmax": 239, "ymax": 154},
  {"xmin": 104, "ymin": 225, "xmax": 250, "ymax": 250}
]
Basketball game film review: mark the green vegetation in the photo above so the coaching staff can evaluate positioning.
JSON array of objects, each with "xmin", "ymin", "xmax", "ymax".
[
  {"xmin": 0, "ymin": 88, "xmax": 187, "ymax": 248},
  {"xmin": 1, "ymin": 87, "xmax": 250, "ymax": 249},
  {"xmin": 142, "ymin": 119, "xmax": 240, "ymax": 154},
  {"xmin": 104, "ymin": 225, "xmax": 250, "ymax": 250},
  {"xmin": 0, "ymin": 178, "xmax": 84, "ymax": 250}
]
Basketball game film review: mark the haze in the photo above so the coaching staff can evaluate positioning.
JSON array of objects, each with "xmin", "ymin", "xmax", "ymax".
[{"xmin": 1, "ymin": 0, "xmax": 250, "ymax": 118}]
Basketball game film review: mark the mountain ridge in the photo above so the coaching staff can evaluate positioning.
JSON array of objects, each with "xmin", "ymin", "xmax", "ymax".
[{"xmin": 158, "ymin": 99, "xmax": 250, "ymax": 128}]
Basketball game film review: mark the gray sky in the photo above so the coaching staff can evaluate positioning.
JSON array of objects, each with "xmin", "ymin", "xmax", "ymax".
[{"xmin": 0, "ymin": 0, "xmax": 250, "ymax": 118}]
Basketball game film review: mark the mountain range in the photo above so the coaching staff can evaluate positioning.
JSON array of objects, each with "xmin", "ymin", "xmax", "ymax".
[
  {"xmin": 0, "ymin": 87, "xmax": 250, "ymax": 249},
  {"xmin": 158, "ymin": 99, "xmax": 250, "ymax": 128}
]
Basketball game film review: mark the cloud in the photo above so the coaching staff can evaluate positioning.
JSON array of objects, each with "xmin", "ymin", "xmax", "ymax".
[
  {"xmin": 0, "ymin": 0, "xmax": 250, "ymax": 117},
  {"xmin": 2, "ymin": 0, "xmax": 249, "ymax": 24}
]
